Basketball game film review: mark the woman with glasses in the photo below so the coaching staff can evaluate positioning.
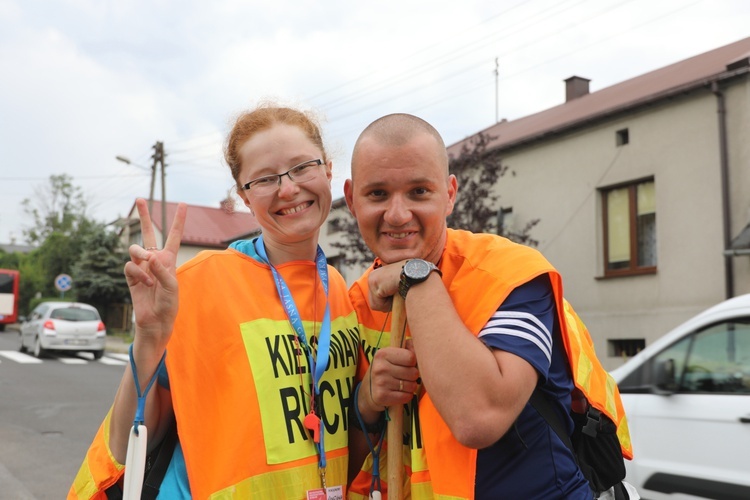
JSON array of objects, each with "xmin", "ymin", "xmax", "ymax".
[{"xmin": 70, "ymin": 104, "xmax": 361, "ymax": 499}]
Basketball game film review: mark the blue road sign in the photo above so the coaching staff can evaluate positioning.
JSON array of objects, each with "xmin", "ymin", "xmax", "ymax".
[{"xmin": 54, "ymin": 273, "xmax": 73, "ymax": 292}]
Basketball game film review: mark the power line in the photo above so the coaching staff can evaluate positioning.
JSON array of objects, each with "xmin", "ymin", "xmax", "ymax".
[
  {"xmin": 312, "ymin": 0, "xmax": 587, "ymax": 111},
  {"xmin": 325, "ymin": 0, "xmax": 701, "ymax": 126},
  {"xmin": 0, "ymin": 173, "xmax": 148, "ymax": 181},
  {"xmin": 305, "ymin": 0, "xmax": 541, "ymax": 102}
]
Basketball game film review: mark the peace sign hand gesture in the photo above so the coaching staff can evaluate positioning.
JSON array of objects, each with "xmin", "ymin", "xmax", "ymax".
[{"xmin": 123, "ymin": 198, "xmax": 187, "ymax": 353}]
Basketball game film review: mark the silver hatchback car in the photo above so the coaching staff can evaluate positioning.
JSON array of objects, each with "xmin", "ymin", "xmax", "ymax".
[{"xmin": 20, "ymin": 302, "xmax": 106, "ymax": 359}]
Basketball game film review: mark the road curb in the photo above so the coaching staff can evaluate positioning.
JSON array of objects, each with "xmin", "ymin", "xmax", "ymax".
[{"xmin": 105, "ymin": 337, "xmax": 131, "ymax": 355}]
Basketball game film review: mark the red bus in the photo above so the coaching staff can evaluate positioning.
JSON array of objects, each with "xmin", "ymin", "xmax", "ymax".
[{"xmin": 0, "ymin": 269, "xmax": 20, "ymax": 331}]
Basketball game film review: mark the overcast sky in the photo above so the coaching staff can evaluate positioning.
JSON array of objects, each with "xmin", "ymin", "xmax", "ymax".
[{"xmin": 1, "ymin": 0, "xmax": 749, "ymax": 245}]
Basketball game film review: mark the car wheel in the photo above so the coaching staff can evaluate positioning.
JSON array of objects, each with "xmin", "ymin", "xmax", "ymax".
[
  {"xmin": 92, "ymin": 350, "xmax": 104, "ymax": 360},
  {"xmin": 19, "ymin": 336, "xmax": 27, "ymax": 353},
  {"xmin": 33, "ymin": 336, "xmax": 47, "ymax": 359}
]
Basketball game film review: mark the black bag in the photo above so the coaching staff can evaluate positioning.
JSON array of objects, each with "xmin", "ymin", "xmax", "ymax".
[{"xmin": 530, "ymin": 387, "xmax": 628, "ymax": 499}]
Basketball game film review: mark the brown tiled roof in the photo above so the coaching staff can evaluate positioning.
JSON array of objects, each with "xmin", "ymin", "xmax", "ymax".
[
  {"xmin": 448, "ymin": 36, "xmax": 750, "ymax": 155},
  {"xmin": 128, "ymin": 200, "xmax": 260, "ymax": 248}
]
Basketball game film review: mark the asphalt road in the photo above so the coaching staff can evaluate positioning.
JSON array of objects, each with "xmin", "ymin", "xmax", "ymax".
[{"xmin": 0, "ymin": 327, "xmax": 128, "ymax": 499}]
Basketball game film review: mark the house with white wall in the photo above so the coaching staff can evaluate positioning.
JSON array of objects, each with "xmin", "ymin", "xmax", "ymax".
[
  {"xmin": 442, "ymin": 36, "xmax": 750, "ymax": 369},
  {"xmin": 120, "ymin": 199, "xmax": 260, "ymax": 267},
  {"xmin": 322, "ymin": 36, "xmax": 750, "ymax": 370}
]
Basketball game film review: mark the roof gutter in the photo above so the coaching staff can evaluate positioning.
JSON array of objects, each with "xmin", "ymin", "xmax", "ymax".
[
  {"xmin": 712, "ymin": 81, "xmax": 735, "ymax": 299},
  {"xmin": 471, "ymin": 66, "xmax": 750, "ymax": 155},
  {"xmin": 723, "ymin": 248, "xmax": 750, "ymax": 256}
]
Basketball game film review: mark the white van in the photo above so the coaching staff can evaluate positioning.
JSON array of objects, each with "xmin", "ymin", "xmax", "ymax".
[{"xmin": 610, "ymin": 294, "xmax": 750, "ymax": 499}]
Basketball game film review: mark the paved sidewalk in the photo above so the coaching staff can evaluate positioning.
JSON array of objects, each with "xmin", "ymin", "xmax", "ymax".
[{"xmin": 105, "ymin": 335, "xmax": 132, "ymax": 355}]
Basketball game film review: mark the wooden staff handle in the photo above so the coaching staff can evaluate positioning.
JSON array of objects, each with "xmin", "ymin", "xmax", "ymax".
[{"xmin": 387, "ymin": 293, "xmax": 406, "ymax": 499}]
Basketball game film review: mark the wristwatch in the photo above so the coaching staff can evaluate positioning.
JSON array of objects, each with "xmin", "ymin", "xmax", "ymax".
[{"xmin": 398, "ymin": 259, "xmax": 442, "ymax": 298}]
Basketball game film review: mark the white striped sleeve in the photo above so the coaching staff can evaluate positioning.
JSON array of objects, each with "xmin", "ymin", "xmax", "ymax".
[{"xmin": 479, "ymin": 310, "xmax": 553, "ymax": 364}]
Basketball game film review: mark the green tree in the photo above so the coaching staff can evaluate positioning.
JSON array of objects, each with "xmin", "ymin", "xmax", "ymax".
[
  {"xmin": 328, "ymin": 132, "xmax": 539, "ymax": 267},
  {"xmin": 17, "ymin": 174, "xmax": 127, "ymax": 316},
  {"xmin": 32, "ymin": 231, "xmax": 83, "ymax": 298},
  {"xmin": 446, "ymin": 132, "xmax": 539, "ymax": 246},
  {"xmin": 17, "ymin": 254, "xmax": 45, "ymax": 316},
  {"xmin": 71, "ymin": 223, "xmax": 129, "ymax": 318},
  {"xmin": 327, "ymin": 203, "xmax": 375, "ymax": 268},
  {"xmin": 0, "ymin": 249, "xmax": 21, "ymax": 270},
  {"xmin": 22, "ymin": 173, "xmax": 90, "ymax": 245}
]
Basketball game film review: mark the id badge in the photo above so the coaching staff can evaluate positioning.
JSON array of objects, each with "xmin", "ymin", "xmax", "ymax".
[
  {"xmin": 122, "ymin": 425, "xmax": 147, "ymax": 500},
  {"xmin": 306, "ymin": 485, "xmax": 343, "ymax": 500}
]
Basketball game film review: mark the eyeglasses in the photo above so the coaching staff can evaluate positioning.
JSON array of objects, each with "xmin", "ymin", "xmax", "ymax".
[{"xmin": 241, "ymin": 159, "xmax": 324, "ymax": 195}]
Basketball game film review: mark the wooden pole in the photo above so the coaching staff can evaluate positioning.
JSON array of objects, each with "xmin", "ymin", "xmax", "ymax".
[{"xmin": 387, "ymin": 293, "xmax": 406, "ymax": 499}]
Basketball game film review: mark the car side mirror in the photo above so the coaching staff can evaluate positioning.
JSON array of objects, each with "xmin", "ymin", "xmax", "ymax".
[{"xmin": 652, "ymin": 358, "xmax": 678, "ymax": 395}]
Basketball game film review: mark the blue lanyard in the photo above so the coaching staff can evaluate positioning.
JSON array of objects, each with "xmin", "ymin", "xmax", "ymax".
[{"xmin": 254, "ymin": 236, "xmax": 331, "ymax": 469}]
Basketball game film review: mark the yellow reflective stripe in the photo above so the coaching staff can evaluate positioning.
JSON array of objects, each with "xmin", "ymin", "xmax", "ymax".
[
  {"xmin": 70, "ymin": 459, "xmax": 100, "ymax": 500},
  {"xmin": 575, "ymin": 352, "xmax": 594, "ymax": 393},
  {"xmin": 69, "ymin": 407, "xmax": 124, "ymax": 499},
  {"xmin": 209, "ymin": 454, "xmax": 347, "ymax": 499},
  {"xmin": 617, "ymin": 415, "xmax": 633, "ymax": 458},
  {"xmin": 562, "ymin": 299, "xmax": 634, "ymax": 458},
  {"xmin": 70, "ymin": 466, "xmax": 96, "ymax": 499},
  {"xmin": 563, "ymin": 301, "xmax": 594, "ymax": 394},
  {"xmin": 411, "ymin": 481, "xmax": 435, "ymax": 499},
  {"xmin": 604, "ymin": 374, "xmax": 619, "ymax": 419}
]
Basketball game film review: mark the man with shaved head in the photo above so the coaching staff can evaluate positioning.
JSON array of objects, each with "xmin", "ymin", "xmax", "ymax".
[{"xmin": 344, "ymin": 114, "xmax": 629, "ymax": 499}]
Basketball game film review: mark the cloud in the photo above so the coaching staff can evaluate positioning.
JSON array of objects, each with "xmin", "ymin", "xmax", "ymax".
[{"xmin": 2, "ymin": 0, "xmax": 750, "ymax": 243}]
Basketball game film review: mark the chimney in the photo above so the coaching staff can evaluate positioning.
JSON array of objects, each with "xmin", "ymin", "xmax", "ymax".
[
  {"xmin": 726, "ymin": 53, "xmax": 750, "ymax": 71},
  {"xmin": 565, "ymin": 76, "xmax": 590, "ymax": 102}
]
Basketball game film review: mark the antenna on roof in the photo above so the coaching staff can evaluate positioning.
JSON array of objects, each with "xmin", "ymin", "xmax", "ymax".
[{"xmin": 494, "ymin": 57, "xmax": 499, "ymax": 124}]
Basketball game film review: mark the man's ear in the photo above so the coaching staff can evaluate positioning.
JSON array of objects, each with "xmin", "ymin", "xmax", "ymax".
[
  {"xmin": 446, "ymin": 174, "xmax": 458, "ymax": 216},
  {"xmin": 343, "ymin": 179, "xmax": 357, "ymax": 218}
]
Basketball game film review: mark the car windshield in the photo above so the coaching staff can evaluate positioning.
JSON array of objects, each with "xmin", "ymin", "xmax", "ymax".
[{"xmin": 50, "ymin": 307, "xmax": 99, "ymax": 322}]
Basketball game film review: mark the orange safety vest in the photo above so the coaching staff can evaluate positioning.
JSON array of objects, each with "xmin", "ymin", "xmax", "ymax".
[
  {"xmin": 348, "ymin": 229, "xmax": 632, "ymax": 500},
  {"xmin": 69, "ymin": 407, "xmax": 125, "ymax": 499},
  {"xmin": 69, "ymin": 248, "xmax": 360, "ymax": 499}
]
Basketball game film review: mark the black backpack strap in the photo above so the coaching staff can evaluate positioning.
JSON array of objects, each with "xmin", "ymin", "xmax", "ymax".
[
  {"xmin": 104, "ymin": 483, "xmax": 123, "ymax": 500},
  {"xmin": 141, "ymin": 416, "xmax": 179, "ymax": 500},
  {"xmin": 529, "ymin": 386, "xmax": 575, "ymax": 454},
  {"xmin": 101, "ymin": 417, "xmax": 179, "ymax": 500},
  {"xmin": 613, "ymin": 481, "xmax": 630, "ymax": 500}
]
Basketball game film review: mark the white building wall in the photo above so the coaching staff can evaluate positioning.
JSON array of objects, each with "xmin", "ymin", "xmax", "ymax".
[{"xmin": 487, "ymin": 87, "xmax": 747, "ymax": 369}]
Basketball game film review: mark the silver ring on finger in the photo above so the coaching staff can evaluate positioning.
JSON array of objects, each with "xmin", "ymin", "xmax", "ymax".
[
  {"xmin": 399, "ymin": 379, "xmax": 404, "ymax": 392},
  {"xmin": 145, "ymin": 246, "xmax": 158, "ymax": 251}
]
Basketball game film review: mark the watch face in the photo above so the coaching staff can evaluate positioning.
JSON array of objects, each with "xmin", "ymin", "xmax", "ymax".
[{"xmin": 405, "ymin": 259, "xmax": 432, "ymax": 280}]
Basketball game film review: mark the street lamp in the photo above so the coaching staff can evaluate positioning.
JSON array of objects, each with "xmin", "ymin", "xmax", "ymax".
[
  {"xmin": 115, "ymin": 155, "xmax": 151, "ymax": 171},
  {"xmin": 116, "ymin": 154, "xmax": 164, "ymax": 246}
]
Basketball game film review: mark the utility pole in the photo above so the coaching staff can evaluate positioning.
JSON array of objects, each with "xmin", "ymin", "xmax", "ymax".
[
  {"xmin": 116, "ymin": 145, "xmax": 167, "ymax": 246},
  {"xmin": 150, "ymin": 141, "xmax": 167, "ymax": 247},
  {"xmin": 148, "ymin": 148, "xmax": 157, "ymax": 220}
]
